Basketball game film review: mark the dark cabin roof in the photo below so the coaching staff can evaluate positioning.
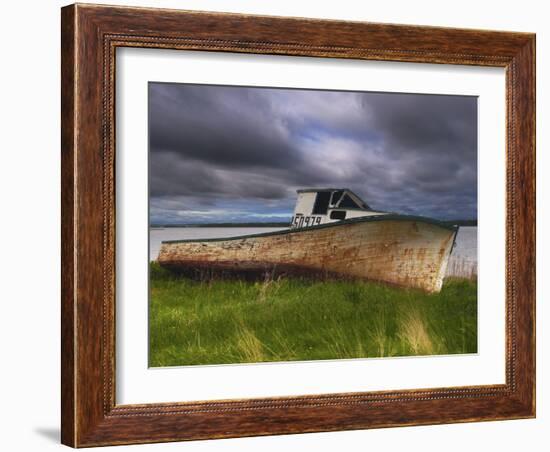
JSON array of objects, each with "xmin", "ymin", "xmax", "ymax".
[{"xmin": 297, "ymin": 188, "xmax": 351, "ymax": 193}]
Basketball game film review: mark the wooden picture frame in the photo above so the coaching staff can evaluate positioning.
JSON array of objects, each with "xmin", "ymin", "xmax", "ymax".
[{"xmin": 61, "ymin": 3, "xmax": 535, "ymax": 447}]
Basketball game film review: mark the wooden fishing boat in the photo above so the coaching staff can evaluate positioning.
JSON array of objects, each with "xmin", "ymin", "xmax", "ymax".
[{"xmin": 158, "ymin": 189, "xmax": 457, "ymax": 293}]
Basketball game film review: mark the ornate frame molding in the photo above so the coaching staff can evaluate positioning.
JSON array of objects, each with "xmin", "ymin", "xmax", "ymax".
[{"xmin": 61, "ymin": 4, "xmax": 535, "ymax": 447}]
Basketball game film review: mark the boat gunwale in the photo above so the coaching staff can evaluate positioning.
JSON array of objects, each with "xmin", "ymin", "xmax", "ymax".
[{"xmin": 160, "ymin": 214, "xmax": 458, "ymax": 244}]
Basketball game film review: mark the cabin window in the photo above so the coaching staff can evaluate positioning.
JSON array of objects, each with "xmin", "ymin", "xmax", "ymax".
[
  {"xmin": 330, "ymin": 190, "xmax": 344, "ymax": 206},
  {"xmin": 330, "ymin": 210, "xmax": 346, "ymax": 220},
  {"xmin": 312, "ymin": 191, "xmax": 331, "ymax": 215},
  {"xmin": 339, "ymin": 194, "xmax": 361, "ymax": 209}
]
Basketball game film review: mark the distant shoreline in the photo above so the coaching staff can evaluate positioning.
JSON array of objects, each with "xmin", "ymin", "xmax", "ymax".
[
  {"xmin": 150, "ymin": 219, "xmax": 477, "ymax": 228},
  {"xmin": 446, "ymin": 220, "xmax": 478, "ymax": 227},
  {"xmin": 150, "ymin": 222, "xmax": 291, "ymax": 228}
]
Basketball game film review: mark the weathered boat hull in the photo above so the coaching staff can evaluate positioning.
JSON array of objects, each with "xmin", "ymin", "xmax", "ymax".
[{"xmin": 158, "ymin": 215, "xmax": 457, "ymax": 293}]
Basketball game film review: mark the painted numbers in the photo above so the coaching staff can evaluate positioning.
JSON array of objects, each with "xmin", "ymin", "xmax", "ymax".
[{"xmin": 291, "ymin": 215, "xmax": 322, "ymax": 229}]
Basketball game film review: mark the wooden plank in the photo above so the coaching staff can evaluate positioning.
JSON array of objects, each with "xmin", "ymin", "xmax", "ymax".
[{"xmin": 60, "ymin": 4, "xmax": 76, "ymax": 447}]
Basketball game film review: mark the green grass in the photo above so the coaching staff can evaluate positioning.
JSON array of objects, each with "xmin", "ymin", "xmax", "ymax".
[{"xmin": 149, "ymin": 262, "xmax": 477, "ymax": 367}]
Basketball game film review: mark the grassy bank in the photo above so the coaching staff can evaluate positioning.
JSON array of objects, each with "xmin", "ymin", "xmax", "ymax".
[{"xmin": 149, "ymin": 263, "xmax": 477, "ymax": 367}]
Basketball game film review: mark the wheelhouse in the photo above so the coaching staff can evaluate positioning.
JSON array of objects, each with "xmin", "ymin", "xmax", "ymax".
[{"xmin": 290, "ymin": 188, "xmax": 387, "ymax": 229}]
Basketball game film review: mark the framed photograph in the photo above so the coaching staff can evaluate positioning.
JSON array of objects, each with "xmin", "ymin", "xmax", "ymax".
[{"xmin": 61, "ymin": 3, "xmax": 535, "ymax": 447}]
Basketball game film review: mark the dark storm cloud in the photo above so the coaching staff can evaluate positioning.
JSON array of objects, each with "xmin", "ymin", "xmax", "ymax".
[
  {"xmin": 149, "ymin": 82, "xmax": 477, "ymax": 224},
  {"xmin": 150, "ymin": 83, "xmax": 302, "ymax": 172},
  {"xmin": 364, "ymin": 93, "xmax": 477, "ymax": 155}
]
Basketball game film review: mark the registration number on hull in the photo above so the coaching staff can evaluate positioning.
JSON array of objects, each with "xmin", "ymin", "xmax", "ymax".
[{"xmin": 290, "ymin": 215, "xmax": 322, "ymax": 229}]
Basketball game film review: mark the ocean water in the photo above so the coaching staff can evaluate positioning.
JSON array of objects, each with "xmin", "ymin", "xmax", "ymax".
[
  {"xmin": 150, "ymin": 226, "xmax": 477, "ymax": 279},
  {"xmin": 447, "ymin": 226, "xmax": 477, "ymax": 278}
]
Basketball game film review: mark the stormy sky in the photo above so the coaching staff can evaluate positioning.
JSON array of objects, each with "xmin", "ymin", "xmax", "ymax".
[{"xmin": 149, "ymin": 82, "xmax": 477, "ymax": 224}]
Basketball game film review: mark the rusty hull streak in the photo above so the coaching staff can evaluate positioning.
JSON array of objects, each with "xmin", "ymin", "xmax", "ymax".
[{"xmin": 158, "ymin": 219, "xmax": 457, "ymax": 293}]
